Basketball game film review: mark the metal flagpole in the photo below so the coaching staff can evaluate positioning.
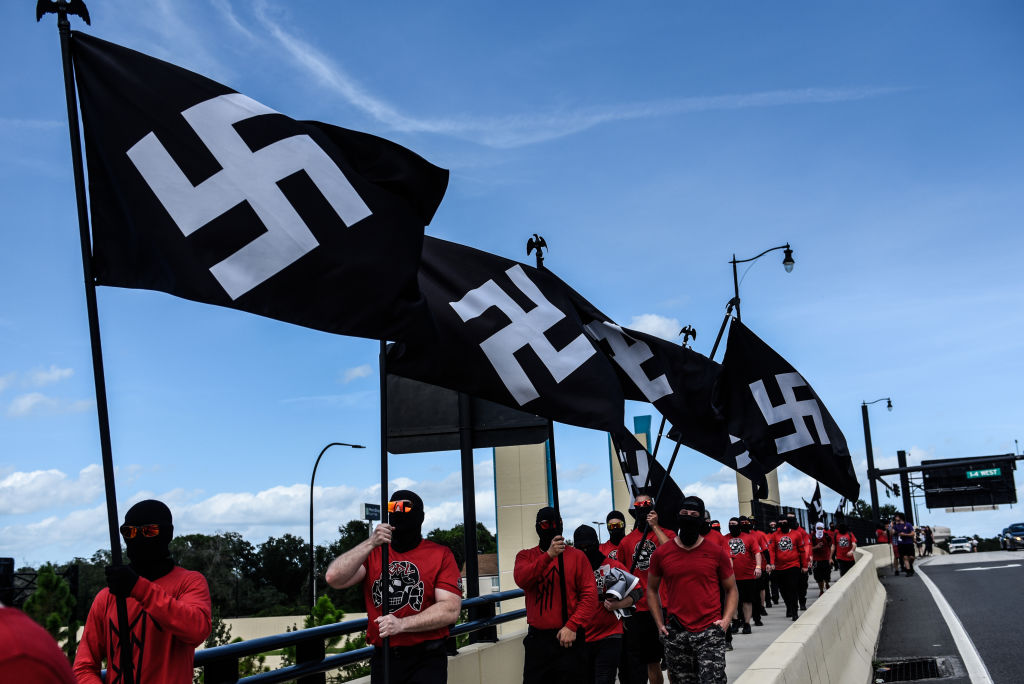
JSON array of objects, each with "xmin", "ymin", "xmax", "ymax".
[
  {"xmin": 527, "ymin": 236, "xmax": 569, "ymax": 627},
  {"xmin": 39, "ymin": 3, "xmax": 135, "ymax": 682},
  {"xmin": 649, "ymin": 325, "xmax": 695, "ymax": 460},
  {"xmin": 378, "ymin": 341, "xmax": 391, "ymax": 683}
]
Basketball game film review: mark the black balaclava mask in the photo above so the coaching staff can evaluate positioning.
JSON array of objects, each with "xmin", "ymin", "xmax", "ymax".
[
  {"xmin": 677, "ymin": 496, "xmax": 705, "ymax": 546},
  {"xmin": 389, "ymin": 490, "xmax": 425, "ymax": 553},
  {"xmin": 124, "ymin": 499, "xmax": 175, "ymax": 580},
  {"xmin": 837, "ymin": 522, "xmax": 849, "ymax": 534},
  {"xmin": 778, "ymin": 519, "xmax": 790, "ymax": 533},
  {"xmin": 606, "ymin": 511, "xmax": 627, "ymax": 545},
  {"xmin": 574, "ymin": 525, "xmax": 604, "ymax": 570},
  {"xmin": 787, "ymin": 514, "xmax": 799, "ymax": 530},
  {"xmin": 728, "ymin": 518, "xmax": 741, "ymax": 537},
  {"xmin": 740, "ymin": 516, "xmax": 752, "ymax": 534},
  {"xmin": 701, "ymin": 512, "xmax": 712, "ymax": 536},
  {"xmin": 629, "ymin": 495, "xmax": 654, "ymax": 529},
  {"xmin": 536, "ymin": 507, "xmax": 562, "ymax": 551}
]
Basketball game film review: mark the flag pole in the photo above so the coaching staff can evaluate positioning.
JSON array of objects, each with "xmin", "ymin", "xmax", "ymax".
[
  {"xmin": 378, "ymin": 340, "xmax": 391, "ymax": 683},
  {"xmin": 39, "ymin": 4, "xmax": 135, "ymax": 683},
  {"xmin": 649, "ymin": 325, "xmax": 697, "ymax": 459},
  {"xmin": 527, "ymin": 236, "xmax": 570, "ymax": 628}
]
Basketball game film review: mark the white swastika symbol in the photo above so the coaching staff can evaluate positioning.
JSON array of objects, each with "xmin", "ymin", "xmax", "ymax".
[
  {"xmin": 749, "ymin": 372, "xmax": 829, "ymax": 454},
  {"xmin": 128, "ymin": 93, "xmax": 372, "ymax": 300}
]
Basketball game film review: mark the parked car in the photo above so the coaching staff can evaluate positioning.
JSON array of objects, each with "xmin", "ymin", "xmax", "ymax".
[
  {"xmin": 999, "ymin": 523, "xmax": 1024, "ymax": 551},
  {"xmin": 948, "ymin": 536, "xmax": 973, "ymax": 553}
]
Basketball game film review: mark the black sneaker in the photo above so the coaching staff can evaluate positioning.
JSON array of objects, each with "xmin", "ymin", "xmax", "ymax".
[
  {"xmin": 726, "ymin": 642, "xmax": 734, "ymax": 651},
  {"xmin": 742, "ymin": 624, "xmax": 752, "ymax": 634},
  {"xmin": 759, "ymin": 606, "xmax": 768, "ymax": 616},
  {"xmin": 792, "ymin": 613, "xmax": 798, "ymax": 621},
  {"xmin": 799, "ymin": 601, "xmax": 807, "ymax": 611},
  {"xmin": 754, "ymin": 618, "xmax": 763, "ymax": 626}
]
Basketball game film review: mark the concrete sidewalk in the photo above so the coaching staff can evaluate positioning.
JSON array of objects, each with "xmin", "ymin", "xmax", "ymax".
[{"xmin": 724, "ymin": 573, "xmax": 822, "ymax": 681}]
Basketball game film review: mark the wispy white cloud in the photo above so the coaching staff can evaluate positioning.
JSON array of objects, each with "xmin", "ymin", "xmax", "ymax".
[
  {"xmin": 0, "ymin": 373, "xmax": 14, "ymax": 393},
  {"xmin": 342, "ymin": 364, "xmax": 372, "ymax": 384},
  {"xmin": 250, "ymin": 7, "xmax": 904, "ymax": 149},
  {"xmin": 0, "ymin": 465, "xmax": 104, "ymax": 515},
  {"xmin": 6, "ymin": 392, "xmax": 91, "ymax": 418},
  {"xmin": 27, "ymin": 365, "xmax": 73, "ymax": 387},
  {"xmin": 280, "ymin": 391, "xmax": 375, "ymax": 408},
  {"xmin": 0, "ymin": 118, "xmax": 63, "ymax": 130},
  {"xmin": 627, "ymin": 314, "xmax": 682, "ymax": 341}
]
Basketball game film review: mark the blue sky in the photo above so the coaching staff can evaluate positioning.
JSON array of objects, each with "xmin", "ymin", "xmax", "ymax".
[{"xmin": 2, "ymin": 1, "xmax": 1022, "ymax": 567}]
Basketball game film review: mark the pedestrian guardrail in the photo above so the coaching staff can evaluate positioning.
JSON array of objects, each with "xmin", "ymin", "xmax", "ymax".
[{"xmin": 192, "ymin": 588, "xmax": 526, "ymax": 684}]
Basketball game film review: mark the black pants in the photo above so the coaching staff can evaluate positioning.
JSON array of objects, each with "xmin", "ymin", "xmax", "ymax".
[
  {"xmin": 622, "ymin": 611, "xmax": 663, "ymax": 684},
  {"xmin": 769, "ymin": 568, "xmax": 780, "ymax": 602},
  {"xmin": 797, "ymin": 566, "xmax": 808, "ymax": 602},
  {"xmin": 523, "ymin": 627, "xmax": 583, "ymax": 684},
  {"xmin": 837, "ymin": 559, "xmax": 855, "ymax": 577},
  {"xmin": 370, "ymin": 638, "xmax": 447, "ymax": 684},
  {"xmin": 585, "ymin": 635, "xmax": 623, "ymax": 684},
  {"xmin": 775, "ymin": 567, "xmax": 801, "ymax": 616}
]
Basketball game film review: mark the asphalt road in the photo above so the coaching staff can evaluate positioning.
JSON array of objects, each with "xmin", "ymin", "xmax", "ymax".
[{"xmin": 919, "ymin": 551, "xmax": 1024, "ymax": 684}]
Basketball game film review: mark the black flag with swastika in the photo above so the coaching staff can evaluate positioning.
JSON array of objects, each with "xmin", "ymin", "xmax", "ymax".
[
  {"xmin": 71, "ymin": 32, "xmax": 448, "ymax": 342},
  {"xmin": 803, "ymin": 482, "xmax": 824, "ymax": 525},
  {"xmin": 610, "ymin": 429, "xmax": 685, "ymax": 532},
  {"xmin": 717, "ymin": 320, "xmax": 859, "ymax": 500},
  {"xmin": 386, "ymin": 237, "xmax": 626, "ymax": 433},
  {"xmin": 564, "ymin": 291, "xmax": 770, "ymax": 495}
]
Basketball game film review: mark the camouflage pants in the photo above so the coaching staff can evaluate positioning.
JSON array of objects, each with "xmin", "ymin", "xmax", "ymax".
[{"xmin": 660, "ymin": 623, "xmax": 727, "ymax": 684}]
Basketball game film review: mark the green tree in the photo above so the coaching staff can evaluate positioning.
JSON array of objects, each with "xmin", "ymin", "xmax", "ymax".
[
  {"xmin": 171, "ymin": 532, "xmax": 259, "ymax": 617},
  {"xmin": 318, "ymin": 520, "xmax": 373, "ymax": 613},
  {"xmin": 426, "ymin": 522, "xmax": 497, "ymax": 568},
  {"xmin": 22, "ymin": 563, "xmax": 77, "ymax": 661},
  {"xmin": 850, "ymin": 499, "xmax": 898, "ymax": 522},
  {"xmin": 255, "ymin": 534, "xmax": 309, "ymax": 614}
]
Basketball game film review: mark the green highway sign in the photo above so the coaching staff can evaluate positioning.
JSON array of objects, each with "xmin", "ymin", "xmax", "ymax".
[{"xmin": 966, "ymin": 467, "xmax": 1001, "ymax": 479}]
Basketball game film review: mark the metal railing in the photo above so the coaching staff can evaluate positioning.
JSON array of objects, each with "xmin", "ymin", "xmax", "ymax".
[{"xmin": 193, "ymin": 588, "xmax": 526, "ymax": 684}]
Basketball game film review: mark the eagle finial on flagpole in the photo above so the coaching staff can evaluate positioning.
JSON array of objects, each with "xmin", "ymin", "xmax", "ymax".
[
  {"xmin": 526, "ymin": 233, "xmax": 547, "ymax": 269},
  {"xmin": 36, "ymin": 0, "xmax": 91, "ymax": 25}
]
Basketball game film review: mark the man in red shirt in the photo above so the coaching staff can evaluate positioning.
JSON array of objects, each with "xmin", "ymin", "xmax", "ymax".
[
  {"xmin": 74, "ymin": 499, "xmax": 212, "ymax": 684},
  {"xmin": 514, "ymin": 506, "xmax": 598, "ymax": 683},
  {"xmin": 600, "ymin": 510, "xmax": 627, "ymax": 561},
  {"xmin": 725, "ymin": 517, "xmax": 762, "ymax": 633},
  {"xmin": 573, "ymin": 524, "xmax": 642, "ymax": 684},
  {"xmin": 326, "ymin": 490, "xmax": 462, "ymax": 684},
  {"xmin": 765, "ymin": 520, "xmax": 780, "ymax": 606},
  {"xmin": 647, "ymin": 496, "xmax": 736, "ymax": 684},
  {"xmin": 785, "ymin": 513, "xmax": 812, "ymax": 611},
  {"xmin": 742, "ymin": 517, "xmax": 772, "ymax": 613},
  {"xmin": 834, "ymin": 522, "xmax": 858, "ymax": 576},
  {"xmin": 810, "ymin": 522, "xmax": 834, "ymax": 595},
  {"xmin": 615, "ymin": 492, "xmax": 675, "ymax": 684},
  {"xmin": 1, "ymin": 605, "xmax": 75, "ymax": 683},
  {"xmin": 769, "ymin": 515, "xmax": 808, "ymax": 621}
]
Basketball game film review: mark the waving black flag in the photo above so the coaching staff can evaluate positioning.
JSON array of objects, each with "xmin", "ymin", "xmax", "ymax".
[
  {"xmin": 717, "ymin": 321, "xmax": 859, "ymax": 500},
  {"xmin": 71, "ymin": 32, "xmax": 447, "ymax": 341},
  {"xmin": 387, "ymin": 237, "xmax": 625, "ymax": 432},
  {"xmin": 803, "ymin": 482, "xmax": 824, "ymax": 525},
  {"xmin": 565, "ymin": 293, "xmax": 770, "ymax": 492},
  {"xmin": 610, "ymin": 429, "xmax": 686, "ymax": 530}
]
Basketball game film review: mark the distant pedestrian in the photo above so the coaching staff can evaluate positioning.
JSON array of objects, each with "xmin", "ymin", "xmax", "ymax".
[
  {"xmin": 724, "ymin": 517, "xmax": 763, "ymax": 633},
  {"xmin": 892, "ymin": 513, "xmax": 916, "ymax": 576},
  {"xmin": 834, "ymin": 523, "xmax": 858, "ymax": 576},
  {"xmin": 970, "ymin": 538, "xmax": 979, "ymax": 553},
  {"xmin": 810, "ymin": 522, "xmax": 833, "ymax": 595},
  {"xmin": 923, "ymin": 526, "xmax": 933, "ymax": 556},
  {"xmin": 785, "ymin": 513, "xmax": 812, "ymax": 611},
  {"xmin": 769, "ymin": 516, "xmax": 808, "ymax": 621}
]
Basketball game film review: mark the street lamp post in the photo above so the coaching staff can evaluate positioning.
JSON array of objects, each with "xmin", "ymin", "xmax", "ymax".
[
  {"xmin": 309, "ymin": 441, "xmax": 365, "ymax": 611},
  {"xmin": 730, "ymin": 243, "xmax": 794, "ymax": 323},
  {"xmin": 861, "ymin": 398, "xmax": 893, "ymax": 522},
  {"xmin": 592, "ymin": 521, "xmax": 605, "ymax": 543}
]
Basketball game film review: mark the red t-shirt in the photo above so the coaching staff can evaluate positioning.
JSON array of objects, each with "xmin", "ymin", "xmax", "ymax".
[
  {"xmin": 769, "ymin": 530, "xmax": 807, "ymax": 570},
  {"xmin": 514, "ymin": 546, "xmax": 598, "ymax": 632},
  {"xmin": 649, "ymin": 538, "xmax": 734, "ymax": 632},
  {"xmin": 585, "ymin": 556, "xmax": 636, "ymax": 642},
  {"xmin": 810, "ymin": 531, "xmax": 834, "ymax": 561},
  {"xmin": 615, "ymin": 527, "xmax": 676, "ymax": 611},
  {"xmin": 876, "ymin": 529, "xmax": 889, "ymax": 543},
  {"xmin": 0, "ymin": 607, "xmax": 75, "ymax": 684},
  {"xmin": 704, "ymin": 528, "xmax": 726, "ymax": 549},
  {"xmin": 834, "ymin": 533, "xmax": 857, "ymax": 562},
  {"xmin": 362, "ymin": 540, "xmax": 462, "ymax": 647},
  {"xmin": 754, "ymin": 530, "xmax": 771, "ymax": 560},
  {"xmin": 724, "ymin": 532, "xmax": 762, "ymax": 581},
  {"xmin": 599, "ymin": 540, "xmax": 620, "ymax": 561},
  {"xmin": 74, "ymin": 566, "xmax": 211, "ymax": 684}
]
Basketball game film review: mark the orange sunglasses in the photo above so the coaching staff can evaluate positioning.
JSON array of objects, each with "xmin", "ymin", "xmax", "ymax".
[
  {"xmin": 120, "ymin": 523, "xmax": 161, "ymax": 539},
  {"xmin": 387, "ymin": 500, "xmax": 415, "ymax": 513}
]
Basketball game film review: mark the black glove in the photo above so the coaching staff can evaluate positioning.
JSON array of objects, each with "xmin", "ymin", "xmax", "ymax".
[{"xmin": 105, "ymin": 564, "xmax": 139, "ymax": 598}]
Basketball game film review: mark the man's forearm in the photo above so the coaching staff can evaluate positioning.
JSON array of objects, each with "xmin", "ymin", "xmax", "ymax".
[
  {"xmin": 326, "ymin": 539, "xmax": 374, "ymax": 589},
  {"xmin": 396, "ymin": 599, "xmax": 460, "ymax": 633},
  {"xmin": 646, "ymin": 587, "xmax": 664, "ymax": 628}
]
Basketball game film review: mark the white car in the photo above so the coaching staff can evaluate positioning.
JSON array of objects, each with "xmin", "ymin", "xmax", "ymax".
[{"xmin": 948, "ymin": 536, "xmax": 973, "ymax": 553}]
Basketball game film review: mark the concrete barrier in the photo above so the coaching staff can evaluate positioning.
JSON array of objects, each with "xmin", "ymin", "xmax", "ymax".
[{"xmin": 734, "ymin": 545, "xmax": 886, "ymax": 684}]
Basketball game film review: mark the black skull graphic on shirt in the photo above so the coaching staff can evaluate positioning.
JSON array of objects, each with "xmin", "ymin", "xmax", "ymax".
[
  {"xmin": 633, "ymin": 539, "xmax": 657, "ymax": 570},
  {"xmin": 372, "ymin": 560, "xmax": 425, "ymax": 612},
  {"xmin": 777, "ymin": 536, "xmax": 794, "ymax": 552},
  {"xmin": 838, "ymin": 537, "xmax": 851, "ymax": 548}
]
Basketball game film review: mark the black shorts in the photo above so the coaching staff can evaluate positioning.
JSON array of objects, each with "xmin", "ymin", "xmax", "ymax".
[
  {"xmin": 812, "ymin": 561, "xmax": 831, "ymax": 582},
  {"xmin": 624, "ymin": 609, "xmax": 664, "ymax": 664},
  {"xmin": 898, "ymin": 544, "xmax": 916, "ymax": 558},
  {"xmin": 736, "ymin": 579, "xmax": 760, "ymax": 604}
]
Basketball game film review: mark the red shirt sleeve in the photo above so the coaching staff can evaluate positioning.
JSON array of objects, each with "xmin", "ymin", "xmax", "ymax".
[
  {"xmin": 514, "ymin": 548, "xmax": 556, "ymax": 590},
  {"xmin": 72, "ymin": 591, "xmax": 109, "ymax": 684},
  {"xmin": 434, "ymin": 547, "xmax": 462, "ymax": 596},
  {"xmin": 130, "ymin": 572, "xmax": 212, "ymax": 646},
  {"xmin": 565, "ymin": 551, "xmax": 599, "ymax": 632},
  {"xmin": 717, "ymin": 545, "xmax": 734, "ymax": 582}
]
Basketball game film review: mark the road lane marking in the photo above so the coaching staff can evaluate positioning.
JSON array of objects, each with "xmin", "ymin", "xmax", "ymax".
[
  {"xmin": 954, "ymin": 563, "xmax": 1021, "ymax": 572},
  {"xmin": 916, "ymin": 560, "xmax": 993, "ymax": 684}
]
